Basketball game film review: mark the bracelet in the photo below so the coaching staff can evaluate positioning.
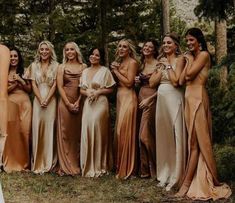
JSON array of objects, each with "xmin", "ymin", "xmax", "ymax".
[{"xmin": 166, "ymin": 65, "xmax": 172, "ymax": 70}]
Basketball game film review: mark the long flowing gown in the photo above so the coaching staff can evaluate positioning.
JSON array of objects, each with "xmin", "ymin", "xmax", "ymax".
[
  {"xmin": 3, "ymin": 72, "xmax": 32, "ymax": 172},
  {"xmin": 57, "ymin": 65, "xmax": 83, "ymax": 175},
  {"xmin": 27, "ymin": 61, "xmax": 58, "ymax": 174},
  {"xmin": 115, "ymin": 64, "xmax": 137, "ymax": 179},
  {"xmin": 80, "ymin": 66, "xmax": 115, "ymax": 177},
  {"xmin": 183, "ymin": 65, "xmax": 232, "ymax": 200},
  {"xmin": 156, "ymin": 59, "xmax": 187, "ymax": 189},
  {"xmin": 138, "ymin": 73, "xmax": 157, "ymax": 177}
]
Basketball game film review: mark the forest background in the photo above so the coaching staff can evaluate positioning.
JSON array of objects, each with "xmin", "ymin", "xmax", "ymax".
[{"xmin": 0, "ymin": 0, "xmax": 234, "ymax": 202}]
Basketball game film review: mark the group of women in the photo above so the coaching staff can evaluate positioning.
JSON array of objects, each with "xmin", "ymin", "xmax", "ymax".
[{"xmin": 0, "ymin": 27, "xmax": 232, "ymax": 201}]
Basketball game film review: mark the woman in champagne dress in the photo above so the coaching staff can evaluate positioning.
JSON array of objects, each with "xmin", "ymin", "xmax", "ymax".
[
  {"xmin": 27, "ymin": 41, "xmax": 58, "ymax": 174},
  {"xmin": 111, "ymin": 39, "xmax": 138, "ymax": 179},
  {"xmin": 57, "ymin": 42, "xmax": 86, "ymax": 175},
  {"xmin": 149, "ymin": 33, "xmax": 186, "ymax": 191},
  {"xmin": 176, "ymin": 28, "xmax": 231, "ymax": 201},
  {"xmin": 3, "ymin": 47, "xmax": 32, "ymax": 172},
  {"xmin": 136, "ymin": 39, "xmax": 159, "ymax": 178},
  {"xmin": 80, "ymin": 48, "xmax": 115, "ymax": 177}
]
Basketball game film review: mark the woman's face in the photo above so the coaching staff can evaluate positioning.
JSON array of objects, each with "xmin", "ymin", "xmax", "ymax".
[
  {"xmin": 142, "ymin": 41, "xmax": 155, "ymax": 57},
  {"xmin": 10, "ymin": 50, "xmax": 19, "ymax": 67},
  {"xmin": 117, "ymin": 41, "xmax": 130, "ymax": 58},
  {"xmin": 39, "ymin": 43, "xmax": 51, "ymax": 61},
  {"xmin": 65, "ymin": 43, "xmax": 77, "ymax": 61},
  {"xmin": 162, "ymin": 36, "xmax": 177, "ymax": 55},
  {"xmin": 89, "ymin": 49, "xmax": 100, "ymax": 65},
  {"xmin": 186, "ymin": 34, "xmax": 199, "ymax": 52}
]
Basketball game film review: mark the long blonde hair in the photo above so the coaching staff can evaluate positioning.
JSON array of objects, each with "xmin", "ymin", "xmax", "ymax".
[
  {"xmin": 62, "ymin": 42, "xmax": 83, "ymax": 64},
  {"xmin": 34, "ymin": 40, "xmax": 57, "ymax": 63}
]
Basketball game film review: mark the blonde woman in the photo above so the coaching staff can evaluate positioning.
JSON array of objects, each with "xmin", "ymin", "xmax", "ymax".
[
  {"xmin": 57, "ymin": 42, "xmax": 87, "ymax": 175},
  {"xmin": 26, "ymin": 41, "xmax": 58, "ymax": 174},
  {"xmin": 111, "ymin": 39, "xmax": 139, "ymax": 179}
]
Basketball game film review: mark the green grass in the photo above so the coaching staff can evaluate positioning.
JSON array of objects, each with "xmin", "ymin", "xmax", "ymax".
[{"xmin": 0, "ymin": 172, "xmax": 234, "ymax": 203}]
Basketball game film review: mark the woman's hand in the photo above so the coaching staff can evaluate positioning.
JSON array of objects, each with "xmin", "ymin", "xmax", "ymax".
[
  {"xmin": 139, "ymin": 97, "xmax": 153, "ymax": 109},
  {"xmin": 13, "ymin": 73, "xmax": 26, "ymax": 85},
  {"xmin": 88, "ymin": 89, "xmax": 100, "ymax": 103}
]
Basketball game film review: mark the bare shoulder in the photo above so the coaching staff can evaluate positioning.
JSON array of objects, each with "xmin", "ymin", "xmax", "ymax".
[
  {"xmin": 82, "ymin": 63, "xmax": 88, "ymax": 69},
  {"xmin": 198, "ymin": 51, "xmax": 210, "ymax": 60},
  {"xmin": 0, "ymin": 44, "xmax": 10, "ymax": 55},
  {"xmin": 176, "ymin": 55, "xmax": 185, "ymax": 63}
]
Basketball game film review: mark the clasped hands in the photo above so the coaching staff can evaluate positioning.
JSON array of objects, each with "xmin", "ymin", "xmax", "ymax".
[
  {"xmin": 66, "ymin": 101, "xmax": 80, "ymax": 114},
  {"xmin": 87, "ymin": 88, "xmax": 100, "ymax": 104}
]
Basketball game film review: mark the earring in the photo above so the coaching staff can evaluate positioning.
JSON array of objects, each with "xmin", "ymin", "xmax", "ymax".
[{"xmin": 199, "ymin": 43, "xmax": 202, "ymax": 51}]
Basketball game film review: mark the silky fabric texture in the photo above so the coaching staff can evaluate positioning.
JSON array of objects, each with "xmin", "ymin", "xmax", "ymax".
[
  {"xmin": 183, "ymin": 66, "xmax": 232, "ymax": 200},
  {"xmin": 80, "ymin": 66, "xmax": 115, "ymax": 177},
  {"xmin": 138, "ymin": 73, "xmax": 156, "ymax": 177},
  {"xmin": 27, "ymin": 62, "xmax": 58, "ymax": 173},
  {"xmin": 57, "ymin": 65, "xmax": 84, "ymax": 175},
  {"xmin": 3, "ymin": 76, "xmax": 32, "ymax": 172},
  {"xmin": 156, "ymin": 59, "xmax": 187, "ymax": 188},
  {"xmin": 115, "ymin": 64, "xmax": 137, "ymax": 179}
]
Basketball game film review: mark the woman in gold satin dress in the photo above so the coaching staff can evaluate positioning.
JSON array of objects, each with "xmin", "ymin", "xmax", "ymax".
[
  {"xmin": 3, "ymin": 47, "xmax": 32, "ymax": 172},
  {"xmin": 176, "ymin": 28, "xmax": 232, "ymax": 201},
  {"xmin": 136, "ymin": 39, "xmax": 159, "ymax": 178},
  {"xmin": 57, "ymin": 42, "xmax": 87, "ymax": 176},
  {"xmin": 149, "ymin": 33, "xmax": 187, "ymax": 191},
  {"xmin": 27, "ymin": 41, "xmax": 58, "ymax": 174},
  {"xmin": 80, "ymin": 48, "xmax": 115, "ymax": 177},
  {"xmin": 111, "ymin": 39, "xmax": 138, "ymax": 179}
]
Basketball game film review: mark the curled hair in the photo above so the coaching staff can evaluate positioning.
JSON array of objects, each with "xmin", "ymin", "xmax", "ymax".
[
  {"xmin": 9, "ymin": 47, "xmax": 24, "ymax": 77},
  {"xmin": 158, "ymin": 32, "xmax": 182, "ymax": 60},
  {"xmin": 62, "ymin": 42, "xmax": 83, "ymax": 64},
  {"xmin": 115, "ymin": 39, "xmax": 138, "ymax": 62},
  {"xmin": 89, "ymin": 47, "xmax": 105, "ymax": 66},
  {"xmin": 34, "ymin": 40, "xmax": 57, "ymax": 63},
  {"xmin": 140, "ymin": 39, "xmax": 159, "ymax": 64},
  {"xmin": 185, "ymin": 27, "xmax": 208, "ymax": 51}
]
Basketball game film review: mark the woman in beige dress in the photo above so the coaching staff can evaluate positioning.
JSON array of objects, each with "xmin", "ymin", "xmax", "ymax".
[
  {"xmin": 3, "ymin": 47, "xmax": 32, "ymax": 172},
  {"xmin": 57, "ymin": 42, "xmax": 86, "ymax": 176},
  {"xmin": 27, "ymin": 41, "xmax": 58, "ymax": 174},
  {"xmin": 136, "ymin": 39, "xmax": 159, "ymax": 178},
  {"xmin": 176, "ymin": 28, "xmax": 232, "ymax": 200},
  {"xmin": 0, "ymin": 43, "xmax": 10, "ymax": 203},
  {"xmin": 111, "ymin": 39, "xmax": 138, "ymax": 179},
  {"xmin": 80, "ymin": 48, "xmax": 115, "ymax": 177},
  {"xmin": 149, "ymin": 33, "xmax": 187, "ymax": 191}
]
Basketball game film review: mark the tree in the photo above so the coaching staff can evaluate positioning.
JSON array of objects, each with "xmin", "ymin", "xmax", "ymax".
[{"xmin": 161, "ymin": 0, "xmax": 170, "ymax": 35}]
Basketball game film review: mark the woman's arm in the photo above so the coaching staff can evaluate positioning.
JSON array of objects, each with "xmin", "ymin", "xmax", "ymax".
[
  {"xmin": 139, "ymin": 91, "xmax": 158, "ymax": 109},
  {"xmin": 149, "ymin": 70, "xmax": 162, "ymax": 88},
  {"xmin": 42, "ymin": 80, "xmax": 56, "ymax": 107},
  {"xmin": 8, "ymin": 81, "xmax": 18, "ymax": 93},
  {"xmin": 31, "ymin": 80, "xmax": 43, "ymax": 104}
]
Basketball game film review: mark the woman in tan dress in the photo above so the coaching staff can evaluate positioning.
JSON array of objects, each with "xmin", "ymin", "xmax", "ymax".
[
  {"xmin": 149, "ymin": 33, "xmax": 187, "ymax": 191},
  {"xmin": 136, "ymin": 39, "xmax": 159, "ymax": 178},
  {"xmin": 57, "ymin": 42, "xmax": 86, "ymax": 176},
  {"xmin": 176, "ymin": 28, "xmax": 232, "ymax": 200},
  {"xmin": 111, "ymin": 39, "xmax": 138, "ymax": 179},
  {"xmin": 27, "ymin": 41, "xmax": 58, "ymax": 174},
  {"xmin": 0, "ymin": 43, "xmax": 10, "ymax": 203},
  {"xmin": 3, "ymin": 47, "xmax": 32, "ymax": 172},
  {"xmin": 80, "ymin": 48, "xmax": 115, "ymax": 177}
]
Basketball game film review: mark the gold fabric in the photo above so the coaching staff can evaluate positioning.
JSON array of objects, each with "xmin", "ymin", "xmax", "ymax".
[
  {"xmin": 28, "ymin": 62, "xmax": 58, "ymax": 173},
  {"xmin": 156, "ymin": 60, "xmax": 187, "ymax": 188},
  {"xmin": 3, "ymin": 78, "xmax": 32, "ymax": 172},
  {"xmin": 57, "ymin": 65, "xmax": 82, "ymax": 175},
  {"xmin": 80, "ymin": 66, "xmax": 115, "ymax": 177}
]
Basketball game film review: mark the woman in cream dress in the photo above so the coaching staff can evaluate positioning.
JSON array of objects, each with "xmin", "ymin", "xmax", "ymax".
[
  {"xmin": 149, "ymin": 33, "xmax": 186, "ymax": 191},
  {"xmin": 27, "ymin": 41, "xmax": 58, "ymax": 174},
  {"xmin": 80, "ymin": 48, "xmax": 115, "ymax": 177},
  {"xmin": 57, "ymin": 42, "xmax": 86, "ymax": 175},
  {"xmin": 3, "ymin": 47, "xmax": 32, "ymax": 172},
  {"xmin": 176, "ymin": 28, "xmax": 231, "ymax": 201},
  {"xmin": 111, "ymin": 39, "xmax": 138, "ymax": 179}
]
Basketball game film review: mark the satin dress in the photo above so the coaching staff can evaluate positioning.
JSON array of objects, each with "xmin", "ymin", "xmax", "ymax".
[{"xmin": 80, "ymin": 66, "xmax": 115, "ymax": 177}]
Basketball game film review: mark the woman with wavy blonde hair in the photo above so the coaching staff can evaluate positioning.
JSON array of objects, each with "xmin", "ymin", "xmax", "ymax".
[
  {"xmin": 26, "ymin": 40, "xmax": 58, "ymax": 174},
  {"xmin": 111, "ymin": 39, "xmax": 139, "ymax": 179}
]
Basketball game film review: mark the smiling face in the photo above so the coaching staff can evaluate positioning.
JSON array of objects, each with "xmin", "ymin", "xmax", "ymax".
[
  {"xmin": 10, "ymin": 50, "xmax": 19, "ymax": 67},
  {"xmin": 186, "ymin": 34, "xmax": 200, "ymax": 52},
  {"xmin": 39, "ymin": 43, "xmax": 51, "ymax": 61},
  {"xmin": 65, "ymin": 43, "xmax": 77, "ymax": 61},
  {"xmin": 89, "ymin": 49, "xmax": 100, "ymax": 65},
  {"xmin": 142, "ymin": 41, "xmax": 155, "ymax": 57},
  {"xmin": 117, "ymin": 40, "xmax": 130, "ymax": 58},
  {"xmin": 162, "ymin": 36, "xmax": 177, "ymax": 55}
]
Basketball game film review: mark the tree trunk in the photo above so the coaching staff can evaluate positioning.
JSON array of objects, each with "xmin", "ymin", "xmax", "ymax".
[
  {"xmin": 161, "ymin": 0, "xmax": 170, "ymax": 35},
  {"xmin": 48, "ymin": 0, "xmax": 56, "ymax": 42},
  {"xmin": 215, "ymin": 19, "xmax": 227, "ymax": 87}
]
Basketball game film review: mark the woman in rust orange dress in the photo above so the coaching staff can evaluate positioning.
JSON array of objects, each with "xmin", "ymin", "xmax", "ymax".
[
  {"xmin": 136, "ymin": 39, "xmax": 159, "ymax": 178},
  {"xmin": 3, "ymin": 47, "xmax": 32, "ymax": 172},
  {"xmin": 176, "ymin": 28, "xmax": 232, "ymax": 200},
  {"xmin": 57, "ymin": 42, "xmax": 86, "ymax": 175},
  {"xmin": 111, "ymin": 39, "xmax": 138, "ymax": 179}
]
